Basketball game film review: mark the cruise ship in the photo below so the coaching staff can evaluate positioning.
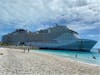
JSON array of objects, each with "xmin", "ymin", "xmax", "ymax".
[{"xmin": 2, "ymin": 25, "xmax": 97, "ymax": 51}]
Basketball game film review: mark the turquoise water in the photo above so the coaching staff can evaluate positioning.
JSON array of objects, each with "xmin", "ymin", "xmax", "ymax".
[{"xmin": 33, "ymin": 50, "xmax": 100, "ymax": 65}]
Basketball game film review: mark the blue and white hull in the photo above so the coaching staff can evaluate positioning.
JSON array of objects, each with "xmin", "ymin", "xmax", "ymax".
[
  {"xmin": 57, "ymin": 39, "xmax": 97, "ymax": 51},
  {"xmin": 26, "ymin": 39, "xmax": 97, "ymax": 52}
]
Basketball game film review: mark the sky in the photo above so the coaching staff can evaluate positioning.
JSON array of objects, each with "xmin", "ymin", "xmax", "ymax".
[{"xmin": 0, "ymin": 0, "xmax": 100, "ymax": 48}]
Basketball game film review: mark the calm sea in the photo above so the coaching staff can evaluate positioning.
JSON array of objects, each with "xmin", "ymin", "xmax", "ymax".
[{"xmin": 33, "ymin": 49, "xmax": 100, "ymax": 65}]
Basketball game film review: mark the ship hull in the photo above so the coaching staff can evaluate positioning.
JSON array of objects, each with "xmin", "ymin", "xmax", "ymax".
[
  {"xmin": 29, "ymin": 39, "xmax": 97, "ymax": 52},
  {"xmin": 55, "ymin": 39, "xmax": 97, "ymax": 52}
]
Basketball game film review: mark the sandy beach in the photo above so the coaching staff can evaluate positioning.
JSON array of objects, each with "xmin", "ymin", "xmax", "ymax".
[{"xmin": 0, "ymin": 47, "xmax": 100, "ymax": 75}]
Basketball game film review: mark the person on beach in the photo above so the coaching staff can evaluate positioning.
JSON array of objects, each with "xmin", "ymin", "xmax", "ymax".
[
  {"xmin": 75, "ymin": 54, "xmax": 78, "ymax": 58},
  {"xmin": 24, "ymin": 48, "xmax": 29, "ymax": 53},
  {"xmin": 28, "ymin": 48, "xmax": 30, "ymax": 53},
  {"xmin": 92, "ymin": 56, "xmax": 96, "ymax": 59},
  {"xmin": 28, "ymin": 44, "xmax": 32, "ymax": 53},
  {"xmin": 24, "ymin": 48, "xmax": 26, "ymax": 53}
]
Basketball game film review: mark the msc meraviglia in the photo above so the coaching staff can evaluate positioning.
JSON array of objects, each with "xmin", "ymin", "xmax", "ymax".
[{"xmin": 2, "ymin": 25, "xmax": 97, "ymax": 52}]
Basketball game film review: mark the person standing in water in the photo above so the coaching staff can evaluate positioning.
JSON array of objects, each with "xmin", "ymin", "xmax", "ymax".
[
  {"xmin": 92, "ymin": 56, "xmax": 96, "ymax": 59},
  {"xmin": 75, "ymin": 54, "xmax": 78, "ymax": 58}
]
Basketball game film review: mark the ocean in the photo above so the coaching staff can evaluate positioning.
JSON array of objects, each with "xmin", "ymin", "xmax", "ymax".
[{"xmin": 33, "ymin": 49, "xmax": 100, "ymax": 65}]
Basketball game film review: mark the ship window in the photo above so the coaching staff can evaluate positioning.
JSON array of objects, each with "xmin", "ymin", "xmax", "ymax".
[
  {"xmin": 48, "ymin": 29, "xmax": 51, "ymax": 33},
  {"xmin": 36, "ymin": 32, "xmax": 39, "ymax": 34}
]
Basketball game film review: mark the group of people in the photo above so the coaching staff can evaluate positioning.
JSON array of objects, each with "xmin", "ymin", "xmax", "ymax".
[{"xmin": 24, "ymin": 46, "xmax": 31, "ymax": 53}]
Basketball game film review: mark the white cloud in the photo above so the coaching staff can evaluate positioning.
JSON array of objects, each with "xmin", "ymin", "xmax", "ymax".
[
  {"xmin": 67, "ymin": 22, "xmax": 98, "ymax": 32},
  {"xmin": 87, "ymin": 34, "xmax": 99, "ymax": 38},
  {"xmin": 0, "ymin": 0, "xmax": 100, "ymax": 31}
]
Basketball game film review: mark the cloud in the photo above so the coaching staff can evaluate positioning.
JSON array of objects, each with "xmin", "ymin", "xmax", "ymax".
[
  {"xmin": 87, "ymin": 34, "xmax": 99, "ymax": 38},
  {"xmin": 0, "ymin": 0, "xmax": 100, "ymax": 35},
  {"xmin": 0, "ymin": 0, "xmax": 100, "ymax": 27},
  {"xmin": 67, "ymin": 23, "xmax": 98, "ymax": 31}
]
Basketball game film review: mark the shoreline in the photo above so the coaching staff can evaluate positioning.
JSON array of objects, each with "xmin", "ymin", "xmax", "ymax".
[
  {"xmin": 0, "ymin": 47, "xmax": 100, "ymax": 67},
  {"xmin": 1, "ymin": 47, "xmax": 100, "ymax": 66},
  {"xmin": 0, "ymin": 47, "xmax": 100, "ymax": 75},
  {"xmin": 32, "ymin": 50, "xmax": 100, "ymax": 67}
]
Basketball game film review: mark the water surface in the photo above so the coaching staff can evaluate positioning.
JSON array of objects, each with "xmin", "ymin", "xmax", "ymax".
[{"xmin": 33, "ymin": 49, "xmax": 100, "ymax": 65}]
